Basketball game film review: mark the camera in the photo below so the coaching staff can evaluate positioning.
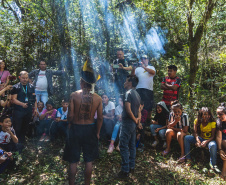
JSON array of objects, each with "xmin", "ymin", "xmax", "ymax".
[{"xmin": 133, "ymin": 62, "xmax": 142, "ymax": 68}]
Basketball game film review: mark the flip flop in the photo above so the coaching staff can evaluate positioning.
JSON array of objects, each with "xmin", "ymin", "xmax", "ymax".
[
  {"xmin": 177, "ymin": 156, "xmax": 186, "ymax": 163},
  {"xmin": 161, "ymin": 150, "xmax": 169, "ymax": 156}
]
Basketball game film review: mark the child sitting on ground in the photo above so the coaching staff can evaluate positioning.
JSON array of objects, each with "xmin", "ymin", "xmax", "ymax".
[
  {"xmin": 0, "ymin": 114, "xmax": 18, "ymax": 152},
  {"xmin": 37, "ymin": 100, "xmax": 57, "ymax": 142},
  {"xmin": 162, "ymin": 100, "xmax": 189, "ymax": 161},
  {"xmin": 101, "ymin": 93, "xmax": 115, "ymax": 140},
  {"xmin": 33, "ymin": 101, "xmax": 45, "ymax": 123},
  {"xmin": 107, "ymin": 96, "xmax": 123, "ymax": 153},
  {"xmin": 50, "ymin": 99, "xmax": 69, "ymax": 141},
  {"xmin": 150, "ymin": 101, "xmax": 169, "ymax": 148}
]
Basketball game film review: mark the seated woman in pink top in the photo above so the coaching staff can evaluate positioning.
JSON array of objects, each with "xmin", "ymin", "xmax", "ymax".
[
  {"xmin": 37, "ymin": 100, "xmax": 57, "ymax": 142},
  {"xmin": 0, "ymin": 60, "xmax": 11, "ymax": 96}
]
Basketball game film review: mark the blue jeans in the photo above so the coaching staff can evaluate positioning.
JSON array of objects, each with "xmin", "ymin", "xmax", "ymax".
[
  {"xmin": 119, "ymin": 119, "xmax": 136, "ymax": 173},
  {"xmin": 100, "ymin": 118, "xmax": 115, "ymax": 140},
  {"xmin": 111, "ymin": 121, "xmax": 121, "ymax": 141},
  {"xmin": 184, "ymin": 135, "xmax": 217, "ymax": 166},
  {"xmin": 35, "ymin": 90, "xmax": 48, "ymax": 106},
  {"xmin": 150, "ymin": 124, "xmax": 166, "ymax": 140}
]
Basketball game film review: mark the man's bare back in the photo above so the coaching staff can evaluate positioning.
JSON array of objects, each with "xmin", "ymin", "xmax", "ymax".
[{"xmin": 68, "ymin": 89, "xmax": 102, "ymax": 125}]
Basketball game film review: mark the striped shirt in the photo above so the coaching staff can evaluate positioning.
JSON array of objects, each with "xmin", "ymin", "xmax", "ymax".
[
  {"xmin": 162, "ymin": 76, "xmax": 181, "ymax": 105},
  {"xmin": 169, "ymin": 112, "xmax": 189, "ymax": 129}
]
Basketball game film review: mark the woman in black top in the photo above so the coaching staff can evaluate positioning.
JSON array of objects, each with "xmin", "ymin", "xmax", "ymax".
[{"xmin": 216, "ymin": 103, "xmax": 226, "ymax": 180}]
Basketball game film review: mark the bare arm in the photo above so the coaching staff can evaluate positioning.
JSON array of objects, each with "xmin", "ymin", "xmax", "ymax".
[
  {"xmin": 201, "ymin": 128, "xmax": 216, "ymax": 147},
  {"xmin": 39, "ymin": 112, "xmax": 47, "ymax": 120},
  {"xmin": 168, "ymin": 115, "xmax": 180, "ymax": 128},
  {"xmin": 164, "ymin": 83, "xmax": 179, "ymax": 91},
  {"xmin": 118, "ymin": 63, "xmax": 132, "ymax": 71},
  {"xmin": 0, "ymin": 85, "xmax": 12, "ymax": 96},
  {"xmin": 11, "ymin": 94, "xmax": 28, "ymax": 108},
  {"xmin": 68, "ymin": 93, "xmax": 75, "ymax": 126},
  {"xmin": 161, "ymin": 83, "xmax": 168, "ymax": 90},
  {"xmin": 6, "ymin": 128, "xmax": 18, "ymax": 144},
  {"xmin": 141, "ymin": 63, "xmax": 155, "ymax": 75},
  {"xmin": 96, "ymin": 100, "xmax": 103, "ymax": 138},
  {"xmin": 216, "ymin": 129, "xmax": 222, "ymax": 150},
  {"xmin": 125, "ymin": 102, "xmax": 137, "ymax": 124},
  {"xmin": 3, "ymin": 76, "xmax": 10, "ymax": 87},
  {"xmin": 131, "ymin": 67, "xmax": 136, "ymax": 75}
]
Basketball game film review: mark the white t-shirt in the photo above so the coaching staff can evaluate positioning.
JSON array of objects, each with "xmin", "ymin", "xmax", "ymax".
[
  {"xmin": 57, "ymin": 107, "xmax": 68, "ymax": 120},
  {"xmin": 0, "ymin": 128, "xmax": 16, "ymax": 144},
  {"xmin": 103, "ymin": 101, "xmax": 115, "ymax": 114},
  {"xmin": 115, "ymin": 105, "xmax": 123, "ymax": 116},
  {"xmin": 36, "ymin": 70, "xmax": 48, "ymax": 91},
  {"xmin": 135, "ymin": 65, "xmax": 156, "ymax": 91}
]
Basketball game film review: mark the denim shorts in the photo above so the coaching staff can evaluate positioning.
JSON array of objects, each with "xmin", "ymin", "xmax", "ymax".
[{"xmin": 63, "ymin": 123, "xmax": 99, "ymax": 163}]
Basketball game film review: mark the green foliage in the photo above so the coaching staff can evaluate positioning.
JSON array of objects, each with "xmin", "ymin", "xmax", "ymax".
[{"xmin": 0, "ymin": 0, "xmax": 225, "ymax": 112}]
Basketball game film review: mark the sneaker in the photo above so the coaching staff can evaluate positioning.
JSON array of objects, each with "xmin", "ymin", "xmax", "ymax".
[
  {"xmin": 44, "ymin": 136, "xmax": 50, "ymax": 142},
  {"xmin": 107, "ymin": 144, "xmax": 115, "ymax": 153},
  {"xmin": 116, "ymin": 145, "xmax": 120, "ymax": 152},
  {"xmin": 213, "ymin": 165, "xmax": 221, "ymax": 174},
  {"xmin": 151, "ymin": 140, "xmax": 159, "ymax": 147},
  {"xmin": 163, "ymin": 141, "xmax": 167, "ymax": 148},
  {"xmin": 117, "ymin": 171, "xmax": 129, "ymax": 179},
  {"xmin": 39, "ymin": 134, "xmax": 46, "ymax": 142}
]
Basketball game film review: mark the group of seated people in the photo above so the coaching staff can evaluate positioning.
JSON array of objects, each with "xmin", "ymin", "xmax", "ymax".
[
  {"xmin": 100, "ymin": 92, "xmax": 226, "ymax": 179},
  {"xmin": 0, "ymin": 60, "xmax": 225, "ymax": 181},
  {"xmin": 0, "ymin": 95, "xmax": 69, "ymax": 173}
]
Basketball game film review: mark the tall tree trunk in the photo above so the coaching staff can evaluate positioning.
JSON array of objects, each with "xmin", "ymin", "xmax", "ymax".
[{"xmin": 188, "ymin": 0, "xmax": 216, "ymax": 102}]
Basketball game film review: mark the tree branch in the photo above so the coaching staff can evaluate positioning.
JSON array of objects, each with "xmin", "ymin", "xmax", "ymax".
[
  {"xmin": 193, "ymin": 0, "xmax": 216, "ymax": 44},
  {"xmin": 1, "ymin": 0, "xmax": 20, "ymax": 24}
]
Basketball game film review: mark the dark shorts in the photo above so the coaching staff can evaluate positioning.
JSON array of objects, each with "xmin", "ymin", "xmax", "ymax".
[
  {"xmin": 136, "ymin": 88, "xmax": 154, "ymax": 111},
  {"xmin": 63, "ymin": 123, "xmax": 99, "ymax": 163}
]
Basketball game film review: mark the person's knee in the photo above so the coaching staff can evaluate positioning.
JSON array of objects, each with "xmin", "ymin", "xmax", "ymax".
[
  {"xmin": 166, "ymin": 129, "xmax": 173, "ymax": 136},
  {"xmin": 177, "ymin": 132, "xmax": 184, "ymax": 139},
  {"xmin": 209, "ymin": 142, "xmax": 217, "ymax": 151}
]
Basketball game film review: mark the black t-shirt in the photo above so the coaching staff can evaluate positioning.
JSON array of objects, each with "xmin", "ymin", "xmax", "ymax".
[
  {"xmin": 122, "ymin": 89, "xmax": 141, "ymax": 121},
  {"xmin": 216, "ymin": 119, "xmax": 226, "ymax": 140},
  {"xmin": 11, "ymin": 82, "xmax": 35, "ymax": 112},
  {"xmin": 153, "ymin": 111, "xmax": 169, "ymax": 126},
  {"xmin": 113, "ymin": 59, "xmax": 129, "ymax": 79}
]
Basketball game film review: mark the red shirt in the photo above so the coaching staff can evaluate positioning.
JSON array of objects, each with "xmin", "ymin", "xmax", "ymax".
[{"xmin": 162, "ymin": 76, "xmax": 181, "ymax": 106}]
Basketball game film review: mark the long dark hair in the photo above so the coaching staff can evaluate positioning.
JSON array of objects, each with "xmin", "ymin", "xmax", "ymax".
[
  {"xmin": 196, "ymin": 107, "xmax": 214, "ymax": 135},
  {"xmin": 216, "ymin": 103, "xmax": 226, "ymax": 130},
  {"xmin": 155, "ymin": 104, "xmax": 169, "ymax": 124}
]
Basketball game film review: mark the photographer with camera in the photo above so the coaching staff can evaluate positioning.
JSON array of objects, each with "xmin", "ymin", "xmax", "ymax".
[
  {"xmin": 112, "ymin": 49, "xmax": 132, "ymax": 96},
  {"xmin": 11, "ymin": 71, "xmax": 37, "ymax": 144},
  {"xmin": 132, "ymin": 55, "xmax": 156, "ymax": 117}
]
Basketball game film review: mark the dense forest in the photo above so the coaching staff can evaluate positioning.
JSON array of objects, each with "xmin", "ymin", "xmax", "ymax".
[
  {"xmin": 1, "ymin": 0, "xmax": 225, "ymax": 110},
  {"xmin": 0, "ymin": 0, "xmax": 225, "ymax": 184}
]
